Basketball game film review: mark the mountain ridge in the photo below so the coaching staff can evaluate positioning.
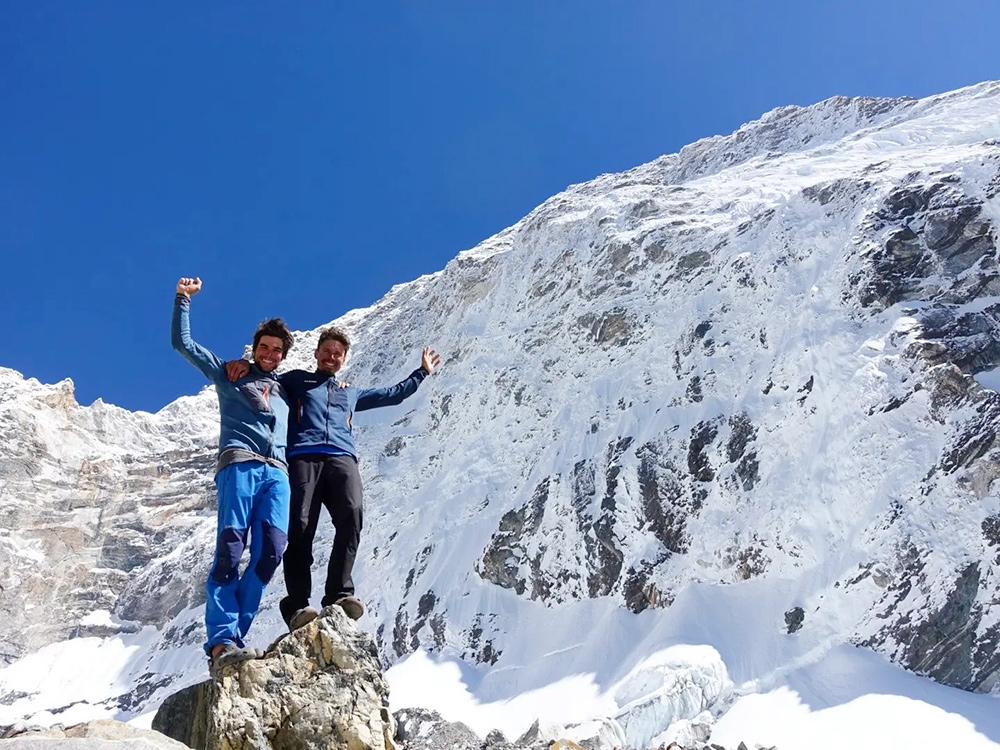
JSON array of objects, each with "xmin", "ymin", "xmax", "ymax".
[{"xmin": 3, "ymin": 81, "xmax": 1000, "ymax": 746}]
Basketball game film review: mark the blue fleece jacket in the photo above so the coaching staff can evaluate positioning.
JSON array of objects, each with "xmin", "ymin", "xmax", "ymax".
[
  {"xmin": 171, "ymin": 294, "xmax": 290, "ymax": 469},
  {"xmin": 279, "ymin": 366, "xmax": 427, "ymax": 460}
]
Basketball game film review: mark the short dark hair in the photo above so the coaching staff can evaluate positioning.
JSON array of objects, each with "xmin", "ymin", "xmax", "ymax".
[
  {"xmin": 253, "ymin": 318, "xmax": 294, "ymax": 356},
  {"xmin": 317, "ymin": 326, "xmax": 351, "ymax": 352}
]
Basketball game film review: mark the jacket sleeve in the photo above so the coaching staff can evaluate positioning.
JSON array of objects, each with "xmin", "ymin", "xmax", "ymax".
[
  {"xmin": 277, "ymin": 370, "xmax": 296, "ymax": 391},
  {"xmin": 277, "ymin": 370, "xmax": 299, "ymax": 403},
  {"xmin": 171, "ymin": 294, "xmax": 225, "ymax": 383},
  {"xmin": 355, "ymin": 368, "xmax": 428, "ymax": 412}
]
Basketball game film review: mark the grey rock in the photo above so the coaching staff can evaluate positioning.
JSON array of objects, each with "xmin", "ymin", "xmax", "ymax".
[
  {"xmin": 851, "ymin": 178, "xmax": 999, "ymax": 310},
  {"xmin": 152, "ymin": 607, "xmax": 395, "ymax": 750},
  {"xmin": 677, "ymin": 250, "xmax": 712, "ymax": 272},
  {"xmin": 394, "ymin": 708, "xmax": 482, "ymax": 750},
  {"xmin": 725, "ymin": 413, "xmax": 759, "ymax": 491},
  {"xmin": 578, "ymin": 308, "xmax": 638, "ymax": 347},
  {"xmin": 483, "ymin": 728, "xmax": 512, "ymax": 748},
  {"xmin": 513, "ymin": 720, "xmax": 544, "ymax": 746},
  {"xmin": 476, "ymin": 437, "xmax": 638, "ymax": 607},
  {"xmin": 0, "ymin": 370, "xmax": 217, "ymax": 664},
  {"xmin": 636, "ymin": 440, "xmax": 692, "ymax": 556},
  {"xmin": 0, "ymin": 719, "xmax": 187, "ymax": 748},
  {"xmin": 149, "ymin": 681, "xmax": 209, "ymax": 749},
  {"xmin": 391, "ymin": 712, "xmax": 621, "ymax": 750},
  {"xmin": 889, "ymin": 562, "xmax": 988, "ymax": 689},
  {"xmin": 784, "ymin": 607, "xmax": 805, "ymax": 634}
]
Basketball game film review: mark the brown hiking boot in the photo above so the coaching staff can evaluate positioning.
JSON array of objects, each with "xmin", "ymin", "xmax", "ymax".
[
  {"xmin": 333, "ymin": 595, "xmax": 365, "ymax": 620},
  {"xmin": 289, "ymin": 606, "xmax": 319, "ymax": 631}
]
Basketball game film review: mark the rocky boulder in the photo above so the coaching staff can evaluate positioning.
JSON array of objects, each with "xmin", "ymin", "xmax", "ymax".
[
  {"xmin": 0, "ymin": 718, "xmax": 188, "ymax": 748},
  {"xmin": 392, "ymin": 709, "xmax": 757, "ymax": 750},
  {"xmin": 153, "ymin": 606, "xmax": 395, "ymax": 750}
]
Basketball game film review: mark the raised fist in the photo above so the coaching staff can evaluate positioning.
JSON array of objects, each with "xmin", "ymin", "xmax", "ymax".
[{"xmin": 176, "ymin": 277, "xmax": 202, "ymax": 296}]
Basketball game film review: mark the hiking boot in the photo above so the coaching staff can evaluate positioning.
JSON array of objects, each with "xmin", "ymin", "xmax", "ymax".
[
  {"xmin": 208, "ymin": 643, "xmax": 263, "ymax": 675},
  {"xmin": 289, "ymin": 606, "xmax": 319, "ymax": 631},
  {"xmin": 333, "ymin": 595, "xmax": 365, "ymax": 620}
]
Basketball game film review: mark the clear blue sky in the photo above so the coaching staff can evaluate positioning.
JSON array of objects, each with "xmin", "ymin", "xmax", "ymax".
[{"xmin": 2, "ymin": 2, "xmax": 998, "ymax": 413}]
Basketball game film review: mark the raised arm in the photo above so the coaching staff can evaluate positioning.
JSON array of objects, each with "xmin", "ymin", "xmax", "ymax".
[
  {"xmin": 355, "ymin": 348, "xmax": 440, "ymax": 411},
  {"xmin": 171, "ymin": 277, "xmax": 226, "ymax": 383}
]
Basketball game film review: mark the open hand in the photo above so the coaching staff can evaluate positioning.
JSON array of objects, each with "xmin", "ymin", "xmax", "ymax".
[
  {"xmin": 225, "ymin": 359, "xmax": 251, "ymax": 382},
  {"xmin": 176, "ymin": 277, "xmax": 202, "ymax": 296},
  {"xmin": 421, "ymin": 347, "xmax": 441, "ymax": 374}
]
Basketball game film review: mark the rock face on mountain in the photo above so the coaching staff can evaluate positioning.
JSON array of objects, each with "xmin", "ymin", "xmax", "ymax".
[
  {"xmin": 153, "ymin": 607, "xmax": 395, "ymax": 750},
  {"xmin": 0, "ymin": 369, "xmax": 219, "ymax": 666},
  {"xmin": 3, "ymin": 81, "xmax": 1000, "ymax": 743}
]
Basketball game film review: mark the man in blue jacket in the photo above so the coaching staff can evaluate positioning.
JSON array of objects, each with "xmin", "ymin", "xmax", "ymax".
[
  {"xmin": 172, "ymin": 277, "xmax": 293, "ymax": 670},
  {"xmin": 227, "ymin": 326, "xmax": 440, "ymax": 630}
]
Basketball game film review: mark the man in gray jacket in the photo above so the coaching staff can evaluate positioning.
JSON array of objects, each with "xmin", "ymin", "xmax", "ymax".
[{"xmin": 172, "ymin": 277, "xmax": 293, "ymax": 670}]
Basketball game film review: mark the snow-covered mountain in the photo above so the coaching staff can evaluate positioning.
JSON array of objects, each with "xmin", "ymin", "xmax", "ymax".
[{"xmin": 4, "ymin": 81, "xmax": 1000, "ymax": 747}]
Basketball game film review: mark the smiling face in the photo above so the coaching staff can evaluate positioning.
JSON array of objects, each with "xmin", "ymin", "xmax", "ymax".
[
  {"xmin": 251, "ymin": 318, "xmax": 293, "ymax": 372},
  {"xmin": 315, "ymin": 338, "xmax": 347, "ymax": 375},
  {"xmin": 253, "ymin": 335, "xmax": 285, "ymax": 372}
]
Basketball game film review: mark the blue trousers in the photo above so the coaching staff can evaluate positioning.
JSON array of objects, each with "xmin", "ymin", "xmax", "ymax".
[{"xmin": 204, "ymin": 461, "xmax": 290, "ymax": 653}]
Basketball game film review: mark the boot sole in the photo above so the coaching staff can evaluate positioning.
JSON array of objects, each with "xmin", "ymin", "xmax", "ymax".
[{"xmin": 210, "ymin": 645, "xmax": 263, "ymax": 674}]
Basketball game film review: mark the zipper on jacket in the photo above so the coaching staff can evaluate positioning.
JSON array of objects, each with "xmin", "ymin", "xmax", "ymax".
[
  {"xmin": 326, "ymin": 376, "xmax": 332, "ymax": 445},
  {"xmin": 266, "ymin": 413, "xmax": 275, "ymax": 459}
]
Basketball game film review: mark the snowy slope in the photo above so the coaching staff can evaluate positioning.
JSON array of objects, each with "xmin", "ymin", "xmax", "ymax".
[{"xmin": 4, "ymin": 81, "xmax": 1000, "ymax": 747}]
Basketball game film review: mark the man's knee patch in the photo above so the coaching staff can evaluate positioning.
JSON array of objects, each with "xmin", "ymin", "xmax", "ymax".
[
  {"xmin": 254, "ymin": 522, "xmax": 288, "ymax": 584},
  {"xmin": 210, "ymin": 528, "xmax": 247, "ymax": 585}
]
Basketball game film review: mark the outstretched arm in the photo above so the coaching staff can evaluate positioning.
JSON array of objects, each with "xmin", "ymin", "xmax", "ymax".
[
  {"xmin": 171, "ymin": 277, "xmax": 226, "ymax": 383},
  {"xmin": 355, "ymin": 348, "xmax": 440, "ymax": 411}
]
